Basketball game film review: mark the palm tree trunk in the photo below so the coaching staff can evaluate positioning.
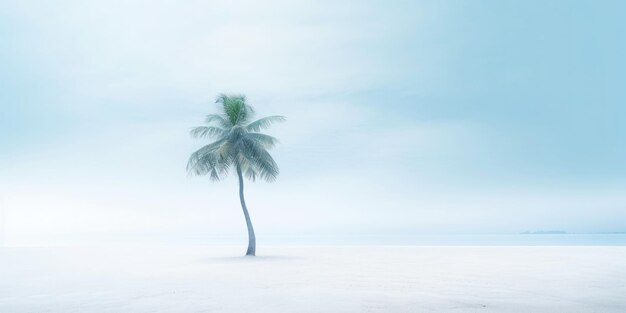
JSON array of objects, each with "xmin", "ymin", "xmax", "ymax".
[{"xmin": 236, "ymin": 165, "xmax": 256, "ymax": 256}]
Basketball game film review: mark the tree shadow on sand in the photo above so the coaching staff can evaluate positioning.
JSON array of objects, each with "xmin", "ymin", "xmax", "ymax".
[{"xmin": 196, "ymin": 255, "xmax": 301, "ymax": 263}]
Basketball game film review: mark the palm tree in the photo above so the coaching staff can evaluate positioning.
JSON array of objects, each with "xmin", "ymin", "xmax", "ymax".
[{"xmin": 187, "ymin": 94, "xmax": 285, "ymax": 256}]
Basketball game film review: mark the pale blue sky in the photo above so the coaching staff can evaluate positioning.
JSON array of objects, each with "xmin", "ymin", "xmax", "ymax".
[{"xmin": 0, "ymin": 0, "xmax": 624, "ymax": 245}]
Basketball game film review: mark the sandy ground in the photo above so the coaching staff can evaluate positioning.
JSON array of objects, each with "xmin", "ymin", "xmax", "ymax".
[{"xmin": 1, "ymin": 245, "xmax": 625, "ymax": 312}]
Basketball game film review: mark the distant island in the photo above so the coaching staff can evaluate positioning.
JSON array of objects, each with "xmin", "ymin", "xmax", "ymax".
[{"xmin": 519, "ymin": 231, "xmax": 626, "ymax": 235}]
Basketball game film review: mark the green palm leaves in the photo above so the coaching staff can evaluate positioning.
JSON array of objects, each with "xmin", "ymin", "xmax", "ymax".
[{"xmin": 187, "ymin": 94, "xmax": 285, "ymax": 182}]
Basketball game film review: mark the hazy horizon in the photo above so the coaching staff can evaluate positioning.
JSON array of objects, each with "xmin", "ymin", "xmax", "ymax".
[{"xmin": 1, "ymin": 0, "xmax": 625, "ymax": 246}]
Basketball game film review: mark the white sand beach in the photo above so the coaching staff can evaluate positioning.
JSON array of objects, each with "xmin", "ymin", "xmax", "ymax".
[{"xmin": 1, "ymin": 245, "xmax": 625, "ymax": 313}]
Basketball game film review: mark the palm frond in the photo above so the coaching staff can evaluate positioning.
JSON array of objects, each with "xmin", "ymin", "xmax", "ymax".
[
  {"xmin": 190, "ymin": 126, "xmax": 225, "ymax": 139},
  {"xmin": 245, "ymin": 116, "xmax": 286, "ymax": 132},
  {"xmin": 244, "ymin": 166, "xmax": 258, "ymax": 181},
  {"xmin": 217, "ymin": 94, "xmax": 253, "ymax": 126},
  {"xmin": 245, "ymin": 133, "xmax": 279, "ymax": 149},
  {"xmin": 205, "ymin": 114, "xmax": 231, "ymax": 128},
  {"xmin": 238, "ymin": 138, "xmax": 279, "ymax": 182},
  {"xmin": 187, "ymin": 140, "xmax": 232, "ymax": 180},
  {"xmin": 217, "ymin": 141, "xmax": 233, "ymax": 159}
]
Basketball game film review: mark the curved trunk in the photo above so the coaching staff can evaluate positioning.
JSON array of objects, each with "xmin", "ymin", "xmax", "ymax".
[{"xmin": 236, "ymin": 165, "xmax": 256, "ymax": 256}]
